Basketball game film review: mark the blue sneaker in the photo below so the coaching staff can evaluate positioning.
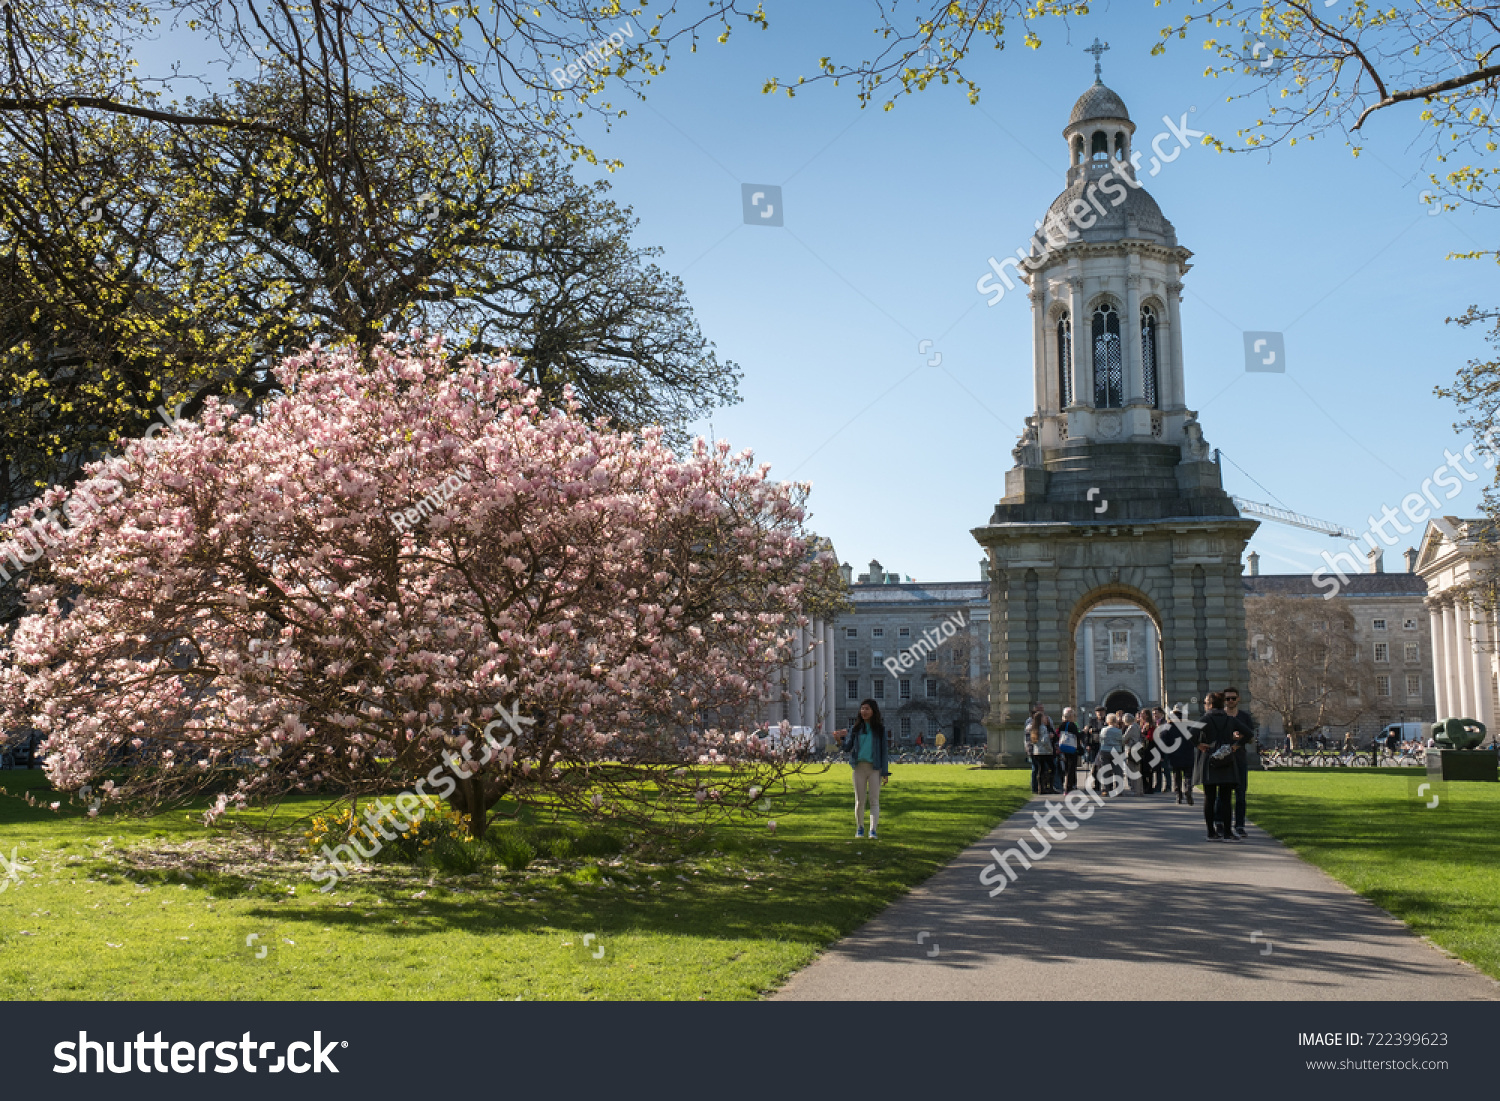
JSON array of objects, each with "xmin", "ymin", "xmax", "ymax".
[
  {"xmin": 869, "ymin": 830, "xmax": 879, "ymax": 840},
  {"xmin": 855, "ymin": 828, "xmax": 865, "ymax": 839}
]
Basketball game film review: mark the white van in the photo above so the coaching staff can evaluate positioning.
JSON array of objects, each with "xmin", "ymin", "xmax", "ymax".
[{"xmin": 1381, "ymin": 722, "xmax": 1427, "ymax": 744}]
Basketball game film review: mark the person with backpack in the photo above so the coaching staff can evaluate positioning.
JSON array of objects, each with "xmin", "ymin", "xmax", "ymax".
[
  {"xmin": 830, "ymin": 699, "xmax": 890, "ymax": 839},
  {"xmin": 1094, "ymin": 712, "xmax": 1126, "ymax": 794},
  {"xmin": 1194, "ymin": 692, "xmax": 1244, "ymax": 842},
  {"xmin": 1157, "ymin": 707, "xmax": 1197, "ymax": 805},
  {"xmin": 1056, "ymin": 707, "xmax": 1082, "ymax": 793}
]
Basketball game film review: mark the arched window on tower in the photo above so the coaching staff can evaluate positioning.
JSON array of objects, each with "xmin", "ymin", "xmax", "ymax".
[
  {"xmin": 1141, "ymin": 304, "xmax": 1160, "ymax": 408},
  {"xmin": 1092, "ymin": 302, "xmax": 1122, "ymax": 408},
  {"xmin": 1057, "ymin": 312, "xmax": 1073, "ymax": 407},
  {"xmin": 1114, "ymin": 132, "xmax": 1126, "ymax": 159},
  {"xmin": 1072, "ymin": 136, "xmax": 1084, "ymax": 166},
  {"xmin": 1090, "ymin": 131, "xmax": 1109, "ymax": 162}
]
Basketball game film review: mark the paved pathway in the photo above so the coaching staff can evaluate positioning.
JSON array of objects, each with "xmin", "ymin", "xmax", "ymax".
[{"xmin": 774, "ymin": 789, "xmax": 1500, "ymax": 1000}]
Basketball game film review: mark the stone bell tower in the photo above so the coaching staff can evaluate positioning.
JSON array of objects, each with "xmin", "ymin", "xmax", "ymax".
[{"xmin": 973, "ymin": 76, "xmax": 1258, "ymax": 766}]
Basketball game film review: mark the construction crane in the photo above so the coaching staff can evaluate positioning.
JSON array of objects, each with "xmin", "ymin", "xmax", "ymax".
[{"xmin": 1231, "ymin": 496, "xmax": 1358, "ymax": 540}]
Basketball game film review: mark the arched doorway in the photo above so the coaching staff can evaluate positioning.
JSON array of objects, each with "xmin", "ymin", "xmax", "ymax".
[{"xmin": 1068, "ymin": 587, "xmax": 1165, "ymax": 719}]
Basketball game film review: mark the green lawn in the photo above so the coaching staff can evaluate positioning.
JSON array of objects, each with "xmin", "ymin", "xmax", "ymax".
[
  {"xmin": 1248, "ymin": 769, "xmax": 1500, "ymax": 980},
  {"xmin": 0, "ymin": 765, "xmax": 1032, "ymax": 1000}
]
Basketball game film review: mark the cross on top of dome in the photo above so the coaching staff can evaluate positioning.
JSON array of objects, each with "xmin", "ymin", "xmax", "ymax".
[{"xmin": 1085, "ymin": 37, "xmax": 1110, "ymax": 83}]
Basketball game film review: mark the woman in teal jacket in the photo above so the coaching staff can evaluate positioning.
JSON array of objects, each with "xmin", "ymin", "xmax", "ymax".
[{"xmin": 831, "ymin": 699, "xmax": 890, "ymax": 839}]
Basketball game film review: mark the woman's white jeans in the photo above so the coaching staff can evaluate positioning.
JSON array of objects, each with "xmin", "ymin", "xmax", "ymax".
[{"xmin": 853, "ymin": 762, "xmax": 881, "ymax": 833}]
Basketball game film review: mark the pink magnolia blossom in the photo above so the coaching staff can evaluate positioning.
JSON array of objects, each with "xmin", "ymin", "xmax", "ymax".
[{"xmin": 0, "ymin": 336, "xmax": 837, "ymax": 836}]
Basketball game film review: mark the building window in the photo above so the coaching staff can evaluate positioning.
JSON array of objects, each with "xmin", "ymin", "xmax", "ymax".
[
  {"xmin": 1406, "ymin": 674, "xmax": 1422, "ymax": 698},
  {"xmin": 1376, "ymin": 675, "xmax": 1391, "ymax": 698},
  {"xmin": 845, "ymin": 626, "xmax": 857, "ymax": 638},
  {"xmin": 1403, "ymin": 618, "xmax": 1418, "ymax": 630},
  {"xmin": 872, "ymin": 627, "xmax": 884, "ymax": 639},
  {"xmin": 899, "ymin": 678, "xmax": 911, "ymax": 700},
  {"xmin": 1110, "ymin": 629, "xmax": 1130, "ymax": 663},
  {"xmin": 846, "ymin": 679, "xmax": 859, "ymax": 701},
  {"xmin": 1057, "ymin": 312, "xmax": 1073, "ymax": 407},
  {"xmin": 1405, "ymin": 643, "xmax": 1420, "ymax": 663},
  {"xmin": 1372, "ymin": 618, "xmax": 1387, "ymax": 631},
  {"xmin": 846, "ymin": 650, "xmax": 858, "ymax": 669},
  {"xmin": 1374, "ymin": 642, "xmax": 1389, "ymax": 663},
  {"xmin": 1140, "ymin": 304, "xmax": 1159, "ymax": 408},
  {"xmin": 871, "ymin": 650, "xmax": 884, "ymax": 668},
  {"xmin": 926, "ymin": 651, "xmax": 937, "ymax": 664},
  {"xmin": 899, "ymin": 626, "xmax": 911, "ymax": 639},
  {"xmin": 872, "ymin": 679, "xmax": 884, "ymax": 701},
  {"xmin": 925, "ymin": 678, "xmax": 938, "ymax": 699},
  {"xmin": 954, "ymin": 647, "xmax": 966, "ymax": 665},
  {"xmin": 1092, "ymin": 302, "xmax": 1123, "ymax": 408},
  {"xmin": 900, "ymin": 716, "xmax": 912, "ymax": 737}
]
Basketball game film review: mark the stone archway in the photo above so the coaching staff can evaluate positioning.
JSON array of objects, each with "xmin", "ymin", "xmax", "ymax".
[
  {"xmin": 974, "ymin": 519, "xmax": 1257, "ymax": 767},
  {"xmin": 1102, "ymin": 689, "xmax": 1140, "ymax": 714}
]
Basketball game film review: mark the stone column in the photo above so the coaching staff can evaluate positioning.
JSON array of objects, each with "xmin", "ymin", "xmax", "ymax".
[
  {"xmin": 1034, "ymin": 569, "xmax": 1067, "ymax": 713},
  {"xmin": 1124, "ymin": 272, "xmax": 1143, "ymax": 404},
  {"xmin": 1201, "ymin": 566, "xmax": 1237, "ymax": 693},
  {"xmin": 1166, "ymin": 281, "xmax": 1186, "ymax": 410},
  {"xmin": 789, "ymin": 623, "xmax": 806, "ymax": 727},
  {"xmin": 1083, "ymin": 617, "xmax": 1096, "ymax": 706},
  {"xmin": 1030, "ymin": 287, "xmax": 1050, "ymax": 414},
  {"xmin": 1163, "ymin": 565, "xmax": 1201, "ymax": 712},
  {"xmin": 1467, "ymin": 601, "xmax": 1494, "ymax": 731},
  {"xmin": 816, "ymin": 621, "xmax": 828, "ymax": 732},
  {"xmin": 1441, "ymin": 602, "xmax": 1461, "ymax": 720},
  {"xmin": 985, "ymin": 565, "xmax": 1032, "ymax": 767},
  {"xmin": 1429, "ymin": 601, "xmax": 1449, "ymax": 719},
  {"xmin": 824, "ymin": 622, "xmax": 836, "ymax": 735},
  {"xmin": 1068, "ymin": 276, "xmax": 1089, "ymax": 408},
  {"xmin": 1457, "ymin": 601, "xmax": 1476, "ymax": 719},
  {"xmin": 1145, "ymin": 617, "xmax": 1159, "ymax": 707}
]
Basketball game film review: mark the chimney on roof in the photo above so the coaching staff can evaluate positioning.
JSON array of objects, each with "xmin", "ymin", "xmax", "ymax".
[
  {"xmin": 980, "ymin": 558, "xmax": 990, "ymax": 582},
  {"xmin": 1367, "ymin": 548, "xmax": 1384, "ymax": 574},
  {"xmin": 1403, "ymin": 547, "xmax": 1418, "ymax": 573},
  {"xmin": 1246, "ymin": 551, "xmax": 1260, "ymax": 577},
  {"xmin": 839, "ymin": 561, "xmax": 853, "ymax": 586},
  {"xmin": 868, "ymin": 559, "xmax": 883, "ymax": 585}
]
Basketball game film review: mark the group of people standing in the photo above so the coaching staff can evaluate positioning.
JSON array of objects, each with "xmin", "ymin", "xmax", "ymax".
[{"xmin": 1024, "ymin": 689, "xmax": 1258, "ymax": 841}]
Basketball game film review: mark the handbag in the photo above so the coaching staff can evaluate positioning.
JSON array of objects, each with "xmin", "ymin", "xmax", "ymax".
[{"xmin": 1058, "ymin": 728, "xmax": 1078, "ymax": 751}]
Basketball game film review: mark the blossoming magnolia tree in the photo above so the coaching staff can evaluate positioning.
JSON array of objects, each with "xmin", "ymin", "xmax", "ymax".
[{"xmin": 0, "ymin": 336, "xmax": 840, "ymax": 837}]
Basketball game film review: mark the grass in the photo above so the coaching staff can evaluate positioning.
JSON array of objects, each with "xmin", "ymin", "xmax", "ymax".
[
  {"xmin": 1248, "ymin": 769, "xmax": 1500, "ymax": 980},
  {"xmin": 0, "ymin": 765, "xmax": 1032, "ymax": 1000}
]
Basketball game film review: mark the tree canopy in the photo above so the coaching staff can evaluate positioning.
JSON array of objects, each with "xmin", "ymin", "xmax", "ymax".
[{"xmin": 0, "ymin": 337, "xmax": 838, "ymax": 837}]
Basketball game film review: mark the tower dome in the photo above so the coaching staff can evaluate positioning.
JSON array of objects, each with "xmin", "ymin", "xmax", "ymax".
[{"xmin": 1069, "ymin": 81, "xmax": 1130, "ymax": 126}]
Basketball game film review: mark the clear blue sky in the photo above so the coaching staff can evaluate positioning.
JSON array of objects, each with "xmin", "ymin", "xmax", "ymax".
[{"xmin": 563, "ymin": 3, "xmax": 1500, "ymax": 583}]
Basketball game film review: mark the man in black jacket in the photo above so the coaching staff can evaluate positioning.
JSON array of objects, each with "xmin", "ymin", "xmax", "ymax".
[
  {"xmin": 1223, "ymin": 687, "xmax": 1257, "ymax": 839},
  {"xmin": 1195, "ymin": 692, "xmax": 1244, "ymax": 842}
]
